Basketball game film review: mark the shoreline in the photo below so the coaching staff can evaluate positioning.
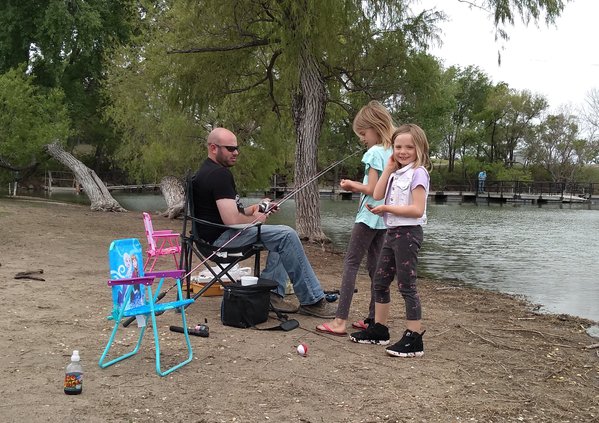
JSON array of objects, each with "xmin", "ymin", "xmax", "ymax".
[
  {"xmin": 1, "ymin": 197, "xmax": 598, "ymax": 422},
  {"xmin": 7, "ymin": 193, "xmax": 598, "ymax": 323}
]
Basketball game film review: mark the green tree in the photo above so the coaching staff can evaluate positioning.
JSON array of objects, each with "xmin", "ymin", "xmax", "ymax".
[
  {"xmin": 0, "ymin": 66, "xmax": 125, "ymax": 210},
  {"xmin": 396, "ymin": 51, "xmax": 452, "ymax": 156},
  {"xmin": 482, "ymin": 86, "xmax": 547, "ymax": 164},
  {"xmin": 524, "ymin": 112, "xmax": 579, "ymax": 182},
  {"xmin": 441, "ymin": 65, "xmax": 492, "ymax": 173},
  {"xmin": 0, "ymin": 67, "xmax": 69, "ymax": 174},
  {"xmin": 580, "ymin": 88, "xmax": 599, "ymax": 154},
  {"xmin": 0, "ymin": 0, "xmax": 136, "ymax": 170},
  {"xmin": 107, "ymin": 0, "xmax": 443, "ymax": 240},
  {"xmin": 106, "ymin": 0, "xmax": 569, "ymax": 234}
]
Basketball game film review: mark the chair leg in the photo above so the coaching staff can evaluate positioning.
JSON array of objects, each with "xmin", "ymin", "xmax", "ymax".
[
  {"xmin": 144, "ymin": 255, "xmax": 157, "ymax": 273},
  {"xmin": 151, "ymin": 290, "xmax": 193, "ymax": 377},
  {"xmin": 99, "ymin": 317, "xmax": 146, "ymax": 369},
  {"xmin": 254, "ymin": 249, "xmax": 261, "ymax": 277},
  {"xmin": 182, "ymin": 240, "xmax": 193, "ymax": 299}
]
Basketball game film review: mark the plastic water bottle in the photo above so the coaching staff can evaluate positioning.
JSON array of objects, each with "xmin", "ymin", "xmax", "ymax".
[{"xmin": 64, "ymin": 350, "xmax": 83, "ymax": 395}]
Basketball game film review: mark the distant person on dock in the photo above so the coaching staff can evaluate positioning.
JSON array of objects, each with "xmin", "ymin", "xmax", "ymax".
[
  {"xmin": 316, "ymin": 100, "xmax": 394, "ymax": 336},
  {"xmin": 350, "ymin": 123, "xmax": 431, "ymax": 358},
  {"xmin": 478, "ymin": 170, "xmax": 487, "ymax": 193}
]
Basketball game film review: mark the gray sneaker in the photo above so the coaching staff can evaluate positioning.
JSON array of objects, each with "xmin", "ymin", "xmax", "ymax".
[
  {"xmin": 299, "ymin": 298, "xmax": 337, "ymax": 318},
  {"xmin": 270, "ymin": 293, "xmax": 299, "ymax": 313}
]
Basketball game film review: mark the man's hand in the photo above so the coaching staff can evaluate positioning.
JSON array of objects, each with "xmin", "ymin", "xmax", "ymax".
[
  {"xmin": 257, "ymin": 199, "xmax": 279, "ymax": 214},
  {"xmin": 252, "ymin": 210, "xmax": 268, "ymax": 223}
]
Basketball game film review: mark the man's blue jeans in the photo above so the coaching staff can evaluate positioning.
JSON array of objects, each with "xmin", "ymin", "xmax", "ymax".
[{"xmin": 213, "ymin": 225, "xmax": 325, "ymax": 305}]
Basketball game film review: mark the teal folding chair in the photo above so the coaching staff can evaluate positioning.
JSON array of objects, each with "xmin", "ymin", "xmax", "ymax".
[{"xmin": 99, "ymin": 238, "xmax": 194, "ymax": 376}]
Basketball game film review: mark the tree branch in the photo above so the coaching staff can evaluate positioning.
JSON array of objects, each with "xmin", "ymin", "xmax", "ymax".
[
  {"xmin": 217, "ymin": 49, "xmax": 282, "ymax": 118},
  {"xmin": 456, "ymin": 0, "xmax": 490, "ymax": 14},
  {"xmin": 266, "ymin": 50, "xmax": 282, "ymax": 118},
  {"xmin": 330, "ymin": 67, "xmax": 375, "ymax": 97},
  {"xmin": 167, "ymin": 38, "xmax": 275, "ymax": 54},
  {"xmin": 224, "ymin": 74, "xmax": 269, "ymax": 94},
  {"xmin": 327, "ymin": 98, "xmax": 353, "ymax": 115},
  {"xmin": 0, "ymin": 156, "xmax": 39, "ymax": 176}
]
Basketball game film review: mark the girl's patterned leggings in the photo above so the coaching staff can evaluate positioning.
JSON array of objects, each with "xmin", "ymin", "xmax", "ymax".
[{"xmin": 373, "ymin": 225, "xmax": 423, "ymax": 321}]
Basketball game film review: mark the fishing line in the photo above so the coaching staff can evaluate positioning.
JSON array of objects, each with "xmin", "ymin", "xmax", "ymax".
[
  {"xmin": 182, "ymin": 148, "xmax": 363, "ymax": 279},
  {"xmin": 123, "ymin": 149, "xmax": 363, "ymax": 327},
  {"xmin": 269, "ymin": 148, "xmax": 363, "ymax": 209}
]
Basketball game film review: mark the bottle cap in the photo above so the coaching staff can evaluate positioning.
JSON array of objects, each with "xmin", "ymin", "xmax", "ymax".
[{"xmin": 71, "ymin": 350, "xmax": 80, "ymax": 362}]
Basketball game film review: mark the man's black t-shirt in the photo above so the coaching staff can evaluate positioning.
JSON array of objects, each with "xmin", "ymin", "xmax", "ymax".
[{"xmin": 192, "ymin": 158, "xmax": 243, "ymax": 243}]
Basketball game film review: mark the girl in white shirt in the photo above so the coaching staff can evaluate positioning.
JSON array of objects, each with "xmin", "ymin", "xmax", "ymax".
[{"xmin": 350, "ymin": 124, "xmax": 431, "ymax": 358}]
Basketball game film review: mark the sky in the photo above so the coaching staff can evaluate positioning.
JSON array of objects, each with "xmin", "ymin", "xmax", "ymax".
[{"xmin": 417, "ymin": 0, "xmax": 599, "ymax": 110}]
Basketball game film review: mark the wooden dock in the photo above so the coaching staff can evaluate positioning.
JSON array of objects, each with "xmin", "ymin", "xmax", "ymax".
[
  {"xmin": 431, "ymin": 180, "xmax": 597, "ymax": 204},
  {"xmin": 44, "ymin": 171, "xmax": 82, "ymax": 194},
  {"xmin": 267, "ymin": 183, "xmax": 596, "ymax": 204},
  {"xmin": 433, "ymin": 191, "xmax": 593, "ymax": 204}
]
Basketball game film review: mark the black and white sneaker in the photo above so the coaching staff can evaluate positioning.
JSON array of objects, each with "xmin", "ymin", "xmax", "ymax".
[
  {"xmin": 385, "ymin": 329, "xmax": 425, "ymax": 357},
  {"xmin": 349, "ymin": 322, "xmax": 390, "ymax": 345}
]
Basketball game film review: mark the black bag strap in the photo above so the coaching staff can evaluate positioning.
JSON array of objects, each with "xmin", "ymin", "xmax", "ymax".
[{"xmin": 251, "ymin": 302, "xmax": 299, "ymax": 331}]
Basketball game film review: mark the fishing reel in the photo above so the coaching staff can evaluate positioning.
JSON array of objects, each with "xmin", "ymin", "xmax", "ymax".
[{"xmin": 258, "ymin": 200, "xmax": 277, "ymax": 213}]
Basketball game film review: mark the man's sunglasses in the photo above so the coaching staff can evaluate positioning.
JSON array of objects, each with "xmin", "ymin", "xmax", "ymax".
[{"xmin": 211, "ymin": 143, "xmax": 239, "ymax": 152}]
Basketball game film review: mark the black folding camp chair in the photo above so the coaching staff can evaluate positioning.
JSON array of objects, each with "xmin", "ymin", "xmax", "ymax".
[{"xmin": 180, "ymin": 174, "xmax": 264, "ymax": 301}]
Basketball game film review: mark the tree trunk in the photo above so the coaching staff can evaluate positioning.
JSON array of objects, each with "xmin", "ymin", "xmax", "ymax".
[
  {"xmin": 291, "ymin": 46, "xmax": 329, "ymax": 243},
  {"xmin": 160, "ymin": 175, "xmax": 184, "ymax": 219},
  {"xmin": 43, "ymin": 142, "xmax": 126, "ymax": 212}
]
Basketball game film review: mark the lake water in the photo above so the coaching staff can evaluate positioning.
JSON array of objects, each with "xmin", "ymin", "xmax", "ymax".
[
  {"xmin": 265, "ymin": 198, "xmax": 599, "ymax": 323},
  {"xmin": 29, "ymin": 190, "xmax": 599, "ymax": 323}
]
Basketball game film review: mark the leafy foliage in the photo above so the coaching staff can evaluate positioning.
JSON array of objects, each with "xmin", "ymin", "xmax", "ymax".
[
  {"xmin": 0, "ymin": 67, "xmax": 69, "ymax": 167},
  {"xmin": 0, "ymin": 0, "xmax": 584, "ymax": 197},
  {"xmin": 523, "ymin": 112, "xmax": 580, "ymax": 182},
  {"xmin": 0, "ymin": 0, "xmax": 137, "ymax": 170},
  {"xmin": 104, "ymin": 0, "xmax": 444, "ymax": 190}
]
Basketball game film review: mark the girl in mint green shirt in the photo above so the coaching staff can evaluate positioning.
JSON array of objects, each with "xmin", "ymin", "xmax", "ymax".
[{"xmin": 316, "ymin": 101, "xmax": 394, "ymax": 336}]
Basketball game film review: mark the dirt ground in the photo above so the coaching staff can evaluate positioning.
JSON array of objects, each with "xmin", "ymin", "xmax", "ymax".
[{"xmin": 0, "ymin": 197, "xmax": 598, "ymax": 423}]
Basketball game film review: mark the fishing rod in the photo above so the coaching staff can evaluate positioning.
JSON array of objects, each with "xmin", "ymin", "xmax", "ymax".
[
  {"xmin": 262, "ymin": 148, "xmax": 363, "ymax": 211},
  {"xmin": 123, "ymin": 149, "xmax": 362, "ymax": 327},
  {"xmin": 183, "ymin": 148, "xmax": 363, "ymax": 279}
]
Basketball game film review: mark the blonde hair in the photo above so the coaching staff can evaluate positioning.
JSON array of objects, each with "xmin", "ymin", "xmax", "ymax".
[
  {"xmin": 352, "ymin": 100, "xmax": 395, "ymax": 149},
  {"xmin": 392, "ymin": 124, "xmax": 432, "ymax": 171}
]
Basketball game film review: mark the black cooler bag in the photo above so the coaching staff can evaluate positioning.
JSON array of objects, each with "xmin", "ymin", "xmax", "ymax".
[{"xmin": 221, "ymin": 279, "xmax": 278, "ymax": 328}]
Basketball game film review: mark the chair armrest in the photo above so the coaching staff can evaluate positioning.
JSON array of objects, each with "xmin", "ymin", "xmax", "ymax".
[
  {"xmin": 186, "ymin": 216, "xmax": 263, "ymax": 246},
  {"xmin": 144, "ymin": 269, "xmax": 185, "ymax": 279},
  {"xmin": 152, "ymin": 232, "xmax": 180, "ymax": 239},
  {"xmin": 227, "ymin": 223, "xmax": 262, "ymax": 229},
  {"xmin": 153, "ymin": 230, "xmax": 178, "ymax": 235},
  {"xmin": 190, "ymin": 216, "xmax": 262, "ymax": 231},
  {"xmin": 108, "ymin": 276, "xmax": 154, "ymax": 286}
]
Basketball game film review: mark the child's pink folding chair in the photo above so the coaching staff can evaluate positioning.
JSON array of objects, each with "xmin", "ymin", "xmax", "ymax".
[{"xmin": 142, "ymin": 212, "xmax": 181, "ymax": 272}]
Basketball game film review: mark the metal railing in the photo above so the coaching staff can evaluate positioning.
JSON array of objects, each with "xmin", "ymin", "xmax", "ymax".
[{"xmin": 432, "ymin": 181, "xmax": 598, "ymax": 198}]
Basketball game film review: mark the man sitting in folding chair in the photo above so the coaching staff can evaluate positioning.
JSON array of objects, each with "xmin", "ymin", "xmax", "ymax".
[{"xmin": 191, "ymin": 127, "xmax": 336, "ymax": 318}]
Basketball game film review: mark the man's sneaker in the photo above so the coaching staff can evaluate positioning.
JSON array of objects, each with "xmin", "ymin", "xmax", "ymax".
[
  {"xmin": 349, "ymin": 322, "xmax": 390, "ymax": 345},
  {"xmin": 298, "ymin": 298, "xmax": 337, "ymax": 318},
  {"xmin": 270, "ymin": 293, "xmax": 299, "ymax": 313},
  {"xmin": 385, "ymin": 329, "xmax": 425, "ymax": 357}
]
